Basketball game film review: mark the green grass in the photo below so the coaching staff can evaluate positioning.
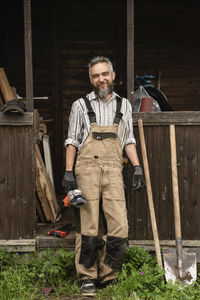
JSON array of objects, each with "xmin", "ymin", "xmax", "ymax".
[
  {"xmin": 0, "ymin": 246, "xmax": 200, "ymax": 299},
  {"xmin": 98, "ymin": 247, "xmax": 200, "ymax": 300}
]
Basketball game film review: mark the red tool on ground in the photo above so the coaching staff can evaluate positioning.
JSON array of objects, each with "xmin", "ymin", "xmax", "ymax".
[{"xmin": 48, "ymin": 230, "xmax": 67, "ymax": 238}]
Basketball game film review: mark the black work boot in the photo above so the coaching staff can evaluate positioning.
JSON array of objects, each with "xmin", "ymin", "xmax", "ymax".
[{"xmin": 80, "ymin": 279, "xmax": 97, "ymax": 296}]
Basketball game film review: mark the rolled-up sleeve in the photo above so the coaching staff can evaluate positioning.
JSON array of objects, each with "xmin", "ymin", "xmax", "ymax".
[
  {"xmin": 123, "ymin": 102, "xmax": 136, "ymax": 146},
  {"xmin": 64, "ymin": 101, "xmax": 83, "ymax": 148}
]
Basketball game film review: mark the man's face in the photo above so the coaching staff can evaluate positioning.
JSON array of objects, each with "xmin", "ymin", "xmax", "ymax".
[{"xmin": 89, "ymin": 62, "xmax": 115, "ymax": 99}]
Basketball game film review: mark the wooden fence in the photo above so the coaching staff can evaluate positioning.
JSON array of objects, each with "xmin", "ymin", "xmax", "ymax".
[
  {"xmin": 1, "ymin": 111, "xmax": 200, "ymax": 250},
  {"xmin": 127, "ymin": 112, "xmax": 200, "ymax": 241}
]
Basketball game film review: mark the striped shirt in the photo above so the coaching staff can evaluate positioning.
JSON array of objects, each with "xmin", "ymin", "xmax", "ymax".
[{"xmin": 64, "ymin": 91, "xmax": 136, "ymax": 150}]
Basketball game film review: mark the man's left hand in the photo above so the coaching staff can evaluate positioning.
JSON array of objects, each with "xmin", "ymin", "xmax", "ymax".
[{"xmin": 132, "ymin": 165, "xmax": 145, "ymax": 191}]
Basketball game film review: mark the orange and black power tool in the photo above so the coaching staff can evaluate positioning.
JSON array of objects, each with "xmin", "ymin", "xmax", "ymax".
[{"xmin": 56, "ymin": 189, "xmax": 86, "ymax": 220}]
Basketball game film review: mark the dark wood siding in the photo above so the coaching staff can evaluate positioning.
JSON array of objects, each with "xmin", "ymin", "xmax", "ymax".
[
  {"xmin": 135, "ymin": 0, "xmax": 200, "ymax": 111},
  {"xmin": 0, "ymin": 113, "xmax": 35, "ymax": 239},
  {"xmin": 32, "ymin": 0, "xmax": 127, "ymax": 192}
]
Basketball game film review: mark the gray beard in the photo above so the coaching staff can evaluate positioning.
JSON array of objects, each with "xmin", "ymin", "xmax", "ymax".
[{"xmin": 94, "ymin": 82, "xmax": 114, "ymax": 99}]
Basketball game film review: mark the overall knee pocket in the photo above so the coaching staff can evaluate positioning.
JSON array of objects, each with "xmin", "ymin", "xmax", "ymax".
[
  {"xmin": 79, "ymin": 235, "xmax": 98, "ymax": 269},
  {"xmin": 104, "ymin": 236, "xmax": 128, "ymax": 270}
]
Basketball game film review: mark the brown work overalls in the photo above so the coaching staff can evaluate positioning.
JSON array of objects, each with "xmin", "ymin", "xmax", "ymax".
[{"xmin": 75, "ymin": 96, "xmax": 128, "ymax": 283}]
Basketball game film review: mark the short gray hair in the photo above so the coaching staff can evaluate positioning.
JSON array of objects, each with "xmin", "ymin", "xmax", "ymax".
[{"xmin": 88, "ymin": 56, "xmax": 114, "ymax": 77}]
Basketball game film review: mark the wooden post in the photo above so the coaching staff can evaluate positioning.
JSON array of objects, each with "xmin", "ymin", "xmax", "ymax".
[
  {"xmin": 127, "ymin": 0, "xmax": 134, "ymax": 109},
  {"xmin": 24, "ymin": 0, "xmax": 33, "ymax": 112},
  {"xmin": 52, "ymin": 2, "xmax": 63, "ymax": 194}
]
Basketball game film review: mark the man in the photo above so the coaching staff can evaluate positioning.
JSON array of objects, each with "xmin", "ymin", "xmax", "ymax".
[{"xmin": 62, "ymin": 56, "xmax": 144, "ymax": 296}]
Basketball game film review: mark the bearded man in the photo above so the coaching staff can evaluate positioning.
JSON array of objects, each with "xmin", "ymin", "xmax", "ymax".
[{"xmin": 62, "ymin": 56, "xmax": 144, "ymax": 296}]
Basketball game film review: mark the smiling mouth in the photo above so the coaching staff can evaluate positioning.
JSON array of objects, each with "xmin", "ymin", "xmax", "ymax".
[{"xmin": 98, "ymin": 83, "xmax": 107, "ymax": 88}]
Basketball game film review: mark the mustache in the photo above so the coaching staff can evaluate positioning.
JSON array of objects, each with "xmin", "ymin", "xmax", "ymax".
[{"xmin": 97, "ymin": 80, "xmax": 109, "ymax": 86}]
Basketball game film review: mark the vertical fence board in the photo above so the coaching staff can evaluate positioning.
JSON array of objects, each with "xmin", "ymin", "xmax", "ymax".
[{"xmin": 0, "ymin": 128, "xmax": 10, "ymax": 239}]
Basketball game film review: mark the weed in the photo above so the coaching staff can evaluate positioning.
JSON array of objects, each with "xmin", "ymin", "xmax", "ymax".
[{"xmin": 0, "ymin": 247, "xmax": 77, "ymax": 299}]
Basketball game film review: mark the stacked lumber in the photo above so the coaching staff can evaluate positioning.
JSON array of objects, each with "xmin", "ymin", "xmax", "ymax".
[{"xmin": 34, "ymin": 109, "xmax": 58, "ymax": 223}]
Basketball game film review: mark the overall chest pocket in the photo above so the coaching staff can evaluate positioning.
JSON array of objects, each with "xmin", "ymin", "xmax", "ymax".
[{"xmin": 92, "ymin": 132, "xmax": 117, "ymax": 140}]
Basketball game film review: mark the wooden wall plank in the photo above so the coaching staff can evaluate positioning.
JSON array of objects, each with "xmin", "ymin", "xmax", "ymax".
[
  {"xmin": 132, "ymin": 112, "xmax": 200, "ymax": 125},
  {"xmin": 158, "ymin": 126, "xmax": 172, "ymax": 239},
  {"xmin": 0, "ymin": 127, "xmax": 10, "ymax": 239},
  {"xmin": 22, "ymin": 126, "xmax": 36, "ymax": 238},
  {"xmin": 0, "ymin": 112, "xmax": 33, "ymax": 126},
  {"xmin": 0, "ymin": 239, "xmax": 36, "ymax": 252},
  {"xmin": 196, "ymin": 129, "xmax": 200, "ymax": 239},
  {"xmin": 181, "ymin": 126, "xmax": 198, "ymax": 239}
]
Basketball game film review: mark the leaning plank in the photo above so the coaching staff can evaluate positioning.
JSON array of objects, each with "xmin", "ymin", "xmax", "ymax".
[
  {"xmin": 36, "ymin": 195, "xmax": 46, "ymax": 223},
  {"xmin": 0, "ymin": 95, "xmax": 3, "ymax": 107},
  {"xmin": 0, "ymin": 68, "xmax": 16, "ymax": 102},
  {"xmin": 35, "ymin": 144, "xmax": 58, "ymax": 222},
  {"xmin": 0, "ymin": 239, "xmax": 36, "ymax": 252},
  {"xmin": 35, "ymin": 178, "xmax": 52, "ymax": 222},
  {"xmin": 11, "ymin": 86, "xmax": 18, "ymax": 99},
  {"xmin": 43, "ymin": 134, "xmax": 55, "ymax": 192}
]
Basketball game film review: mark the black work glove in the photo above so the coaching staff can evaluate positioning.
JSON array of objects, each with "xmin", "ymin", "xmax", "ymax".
[
  {"xmin": 132, "ymin": 165, "xmax": 145, "ymax": 191},
  {"xmin": 62, "ymin": 170, "xmax": 77, "ymax": 192}
]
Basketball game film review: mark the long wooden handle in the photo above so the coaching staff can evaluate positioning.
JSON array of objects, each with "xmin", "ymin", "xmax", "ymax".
[
  {"xmin": 169, "ymin": 125, "xmax": 182, "ymax": 239},
  {"xmin": 138, "ymin": 119, "xmax": 163, "ymax": 270},
  {"xmin": 169, "ymin": 125, "xmax": 183, "ymax": 277}
]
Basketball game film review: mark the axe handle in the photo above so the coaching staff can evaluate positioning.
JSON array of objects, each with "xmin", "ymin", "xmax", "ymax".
[{"xmin": 138, "ymin": 119, "xmax": 163, "ymax": 270}]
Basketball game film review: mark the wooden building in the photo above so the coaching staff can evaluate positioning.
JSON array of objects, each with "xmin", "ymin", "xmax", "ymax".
[{"xmin": 1, "ymin": 0, "xmax": 200, "ymax": 250}]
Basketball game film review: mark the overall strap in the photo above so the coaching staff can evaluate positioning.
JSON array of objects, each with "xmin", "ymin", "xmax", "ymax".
[
  {"xmin": 83, "ymin": 95, "xmax": 123, "ymax": 124},
  {"xmin": 83, "ymin": 96, "xmax": 96, "ymax": 124},
  {"xmin": 113, "ymin": 96, "xmax": 123, "ymax": 124}
]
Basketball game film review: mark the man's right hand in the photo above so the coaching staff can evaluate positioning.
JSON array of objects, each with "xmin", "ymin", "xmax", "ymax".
[{"xmin": 62, "ymin": 170, "xmax": 77, "ymax": 192}]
